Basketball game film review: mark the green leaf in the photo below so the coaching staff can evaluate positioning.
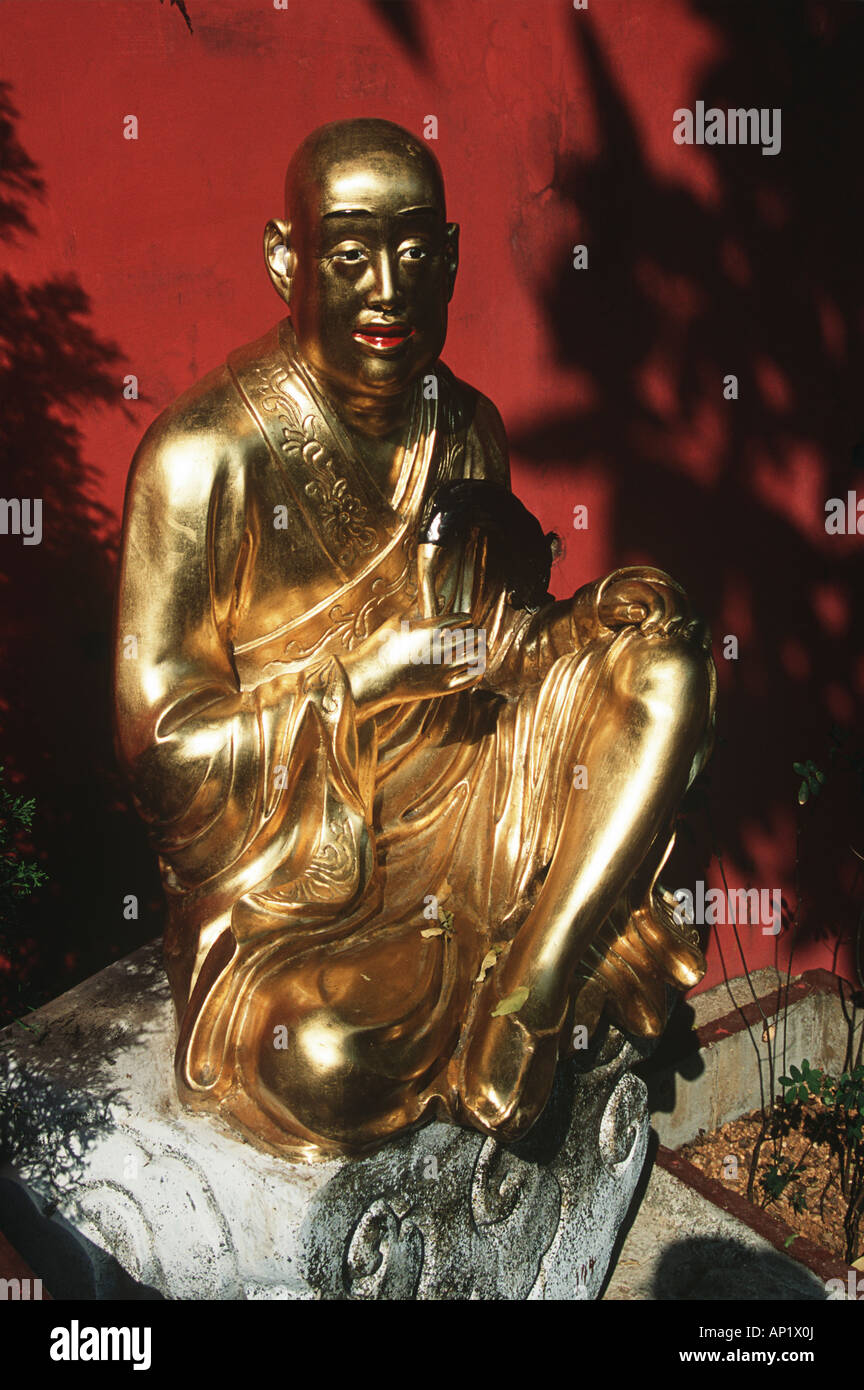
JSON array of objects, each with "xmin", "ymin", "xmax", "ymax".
[
  {"xmin": 491, "ymin": 985, "xmax": 530, "ymax": 1018},
  {"xmin": 798, "ymin": 781, "xmax": 809, "ymax": 805},
  {"xmin": 784, "ymin": 1234, "xmax": 799, "ymax": 1249}
]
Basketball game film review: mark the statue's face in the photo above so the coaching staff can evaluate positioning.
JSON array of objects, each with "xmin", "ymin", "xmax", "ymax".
[{"xmin": 289, "ymin": 150, "xmax": 455, "ymax": 400}]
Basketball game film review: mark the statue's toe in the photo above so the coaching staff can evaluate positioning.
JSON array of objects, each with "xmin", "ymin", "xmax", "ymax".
[{"xmin": 458, "ymin": 1001, "xmax": 563, "ymax": 1143}]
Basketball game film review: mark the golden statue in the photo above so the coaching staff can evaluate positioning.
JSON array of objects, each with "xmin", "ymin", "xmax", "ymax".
[{"xmin": 114, "ymin": 119, "xmax": 716, "ymax": 1161}]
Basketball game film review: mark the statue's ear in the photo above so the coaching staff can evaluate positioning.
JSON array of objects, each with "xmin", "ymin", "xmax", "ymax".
[
  {"xmin": 264, "ymin": 218, "xmax": 296, "ymax": 305},
  {"xmin": 444, "ymin": 222, "xmax": 459, "ymax": 302}
]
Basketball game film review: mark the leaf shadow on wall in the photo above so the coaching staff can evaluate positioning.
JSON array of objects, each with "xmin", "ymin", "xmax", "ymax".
[
  {"xmin": 505, "ymin": 3, "xmax": 864, "ymax": 976},
  {"xmin": 370, "ymin": 0, "xmax": 431, "ymax": 71},
  {"xmin": 0, "ymin": 82, "xmax": 161, "ymax": 1025}
]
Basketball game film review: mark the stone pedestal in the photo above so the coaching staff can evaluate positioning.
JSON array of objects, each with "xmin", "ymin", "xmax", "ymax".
[{"xmin": 0, "ymin": 943, "xmax": 651, "ymax": 1300}]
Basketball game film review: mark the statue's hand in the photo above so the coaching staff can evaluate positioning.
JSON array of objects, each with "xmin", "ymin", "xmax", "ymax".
[
  {"xmin": 341, "ymin": 613, "xmax": 487, "ymax": 719},
  {"xmin": 597, "ymin": 567, "xmax": 706, "ymax": 643}
]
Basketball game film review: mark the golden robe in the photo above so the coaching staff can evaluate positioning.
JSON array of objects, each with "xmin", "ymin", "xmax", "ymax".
[{"xmin": 115, "ymin": 319, "xmax": 714, "ymax": 1158}]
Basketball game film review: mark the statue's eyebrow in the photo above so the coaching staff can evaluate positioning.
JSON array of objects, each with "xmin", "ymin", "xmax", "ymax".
[{"xmin": 321, "ymin": 205, "xmax": 439, "ymax": 220}]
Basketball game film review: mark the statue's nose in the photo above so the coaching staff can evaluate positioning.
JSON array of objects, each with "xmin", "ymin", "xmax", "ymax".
[{"xmin": 368, "ymin": 250, "xmax": 400, "ymax": 308}]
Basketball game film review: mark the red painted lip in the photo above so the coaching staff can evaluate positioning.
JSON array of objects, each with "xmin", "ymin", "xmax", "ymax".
[{"xmin": 352, "ymin": 324, "xmax": 414, "ymax": 353}]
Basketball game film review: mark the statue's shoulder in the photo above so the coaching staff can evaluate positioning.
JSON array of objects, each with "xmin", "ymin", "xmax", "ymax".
[
  {"xmin": 125, "ymin": 329, "xmax": 276, "ymax": 510},
  {"xmin": 437, "ymin": 364, "xmax": 510, "ymax": 487}
]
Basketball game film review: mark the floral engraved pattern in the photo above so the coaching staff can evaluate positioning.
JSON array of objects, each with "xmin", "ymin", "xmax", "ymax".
[
  {"xmin": 257, "ymin": 366, "xmax": 380, "ymax": 567},
  {"xmin": 269, "ymin": 814, "xmax": 358, "ymax": 905},
  {"xmin": 282, "ymin": 543, "xmax": 419, "ymax": 662}
]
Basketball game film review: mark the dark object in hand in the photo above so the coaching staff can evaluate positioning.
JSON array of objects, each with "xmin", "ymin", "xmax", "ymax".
[{"xmin": 419, "ymin": 480, "xmax": 559, "ymax": 611}]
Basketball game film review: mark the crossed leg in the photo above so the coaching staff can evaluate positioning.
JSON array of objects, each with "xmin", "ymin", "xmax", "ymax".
[{"xmin": 458, "ymin": 627, "xmax": 714, "ymax": 1140}]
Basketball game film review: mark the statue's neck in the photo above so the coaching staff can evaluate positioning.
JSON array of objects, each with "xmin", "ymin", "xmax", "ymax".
[
  {"xmin": 295, "ymin": 361, "xmax": 408, "ymax": 500},
  {"xmin": 299, "ymin": 358, "xmax": 411, "ymax": 441},
  {"xmin": 330, "ymin": 391, "xmax": 410, "ymax": 441},
  {"xmin": 283, "ymin": 327, "xmax": 420, "ymax": 499}
]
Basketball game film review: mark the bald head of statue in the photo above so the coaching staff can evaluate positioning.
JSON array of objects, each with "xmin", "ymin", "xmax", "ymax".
[{"xmin": 264, "ymin": 119, "xmax": 459, "ymax": 407}]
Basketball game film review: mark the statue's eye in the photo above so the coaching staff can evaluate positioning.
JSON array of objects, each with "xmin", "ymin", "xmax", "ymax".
[
  {"xmin": 401, "ymin": 245, "xmax": 427, "ymax": 262},
  {"xmin": 333, "ymin": 248, "xmax": 366, "ymax": 264}
]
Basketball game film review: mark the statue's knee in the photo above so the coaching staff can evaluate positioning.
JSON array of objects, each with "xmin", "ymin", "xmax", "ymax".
[{"xmin": 615, "ymin": 632, "xmax": 712, "ymax": 728}]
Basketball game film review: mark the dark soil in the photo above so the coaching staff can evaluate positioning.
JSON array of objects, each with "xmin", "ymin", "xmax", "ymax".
[{"xmin": 680, "ymin": 1102, "xmax": 861, "ymax": 1265}]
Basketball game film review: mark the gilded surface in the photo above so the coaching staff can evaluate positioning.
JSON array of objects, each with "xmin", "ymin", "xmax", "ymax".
[{"xmin": 114, "ymin": 119, "xmax": 716, "ymax": 1160}]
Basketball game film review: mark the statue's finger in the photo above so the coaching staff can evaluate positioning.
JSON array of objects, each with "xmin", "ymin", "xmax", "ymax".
[
  {"xmin": 487, "ymin": 588, "xmax": 508, "ymax": 648},
  {"xmin": 456, "ymin": 528, "xmax": 481, "ymax": 614}
]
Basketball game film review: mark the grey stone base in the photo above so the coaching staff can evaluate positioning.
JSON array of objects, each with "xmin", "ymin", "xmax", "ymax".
[{"xmin": 0, "ymin": 943, "xmax": 650, "ymax": 1300}]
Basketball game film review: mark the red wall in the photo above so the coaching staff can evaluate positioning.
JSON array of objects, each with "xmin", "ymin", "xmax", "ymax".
[{"xmin": 2, "ymin": 0, "xmax": 863, "ymax": 1002}]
